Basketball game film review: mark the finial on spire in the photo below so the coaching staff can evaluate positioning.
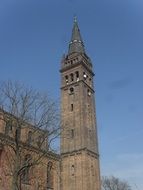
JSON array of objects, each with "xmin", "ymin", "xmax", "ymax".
[{"xmin": 74, "ymin": 15, "xmax": 77, "ymax": 23}]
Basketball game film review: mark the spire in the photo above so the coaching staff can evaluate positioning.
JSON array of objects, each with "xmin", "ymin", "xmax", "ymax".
[{"xmin": 68, "ymin": 17, "xmax": 85, "ymax": 54}]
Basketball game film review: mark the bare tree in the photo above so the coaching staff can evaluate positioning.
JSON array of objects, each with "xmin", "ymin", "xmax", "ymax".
[
  {"xmin": 102, "ymin": 176, "xmax": 132, "ymax": 190},
  {"xmin": 0, "ymin": 80, "xmax": 60, "ymax": 190}
]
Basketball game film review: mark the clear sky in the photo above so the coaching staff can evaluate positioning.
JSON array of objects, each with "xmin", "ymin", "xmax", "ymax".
[{"xmin": 0, "ymin": 0, "xmax": 143, "ymax": 189}]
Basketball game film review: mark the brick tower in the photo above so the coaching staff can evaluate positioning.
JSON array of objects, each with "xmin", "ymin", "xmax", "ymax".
[{"xmin": 60, "ymin": 18, "xmax": 101, "ymax": 190}]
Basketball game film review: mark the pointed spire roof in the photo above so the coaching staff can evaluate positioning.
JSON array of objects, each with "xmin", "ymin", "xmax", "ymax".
[{"xmin": 68, "ymin": 17, "xmax": 85, "ymax": 54}]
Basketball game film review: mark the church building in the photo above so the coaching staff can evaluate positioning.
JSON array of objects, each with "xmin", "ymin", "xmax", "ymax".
[{"xmin": 0, "ymin": 18, "xmax": 101, "ymax": 190}]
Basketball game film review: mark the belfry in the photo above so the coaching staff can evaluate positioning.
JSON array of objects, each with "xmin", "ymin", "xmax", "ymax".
[{"xmin": 60, "ymin": 18, "xmax": 101, "ymax": 190}]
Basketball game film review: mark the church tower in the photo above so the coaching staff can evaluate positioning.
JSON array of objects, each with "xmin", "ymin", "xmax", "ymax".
[{"xmin": 60, "ymin": 18, "xmax": 101, "ymax": 190}]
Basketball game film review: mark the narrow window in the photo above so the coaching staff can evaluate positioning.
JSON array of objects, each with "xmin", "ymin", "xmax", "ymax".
[
  {"xmin": 71, "ymin": 104, "xmax": 73, "ymax": 111},
  {"xmin": 47, "ymin": 162, "xmax": 53, "ymax": 189},
  {"xmin": 71, "ymin": 165, "xmax": 75, "ymax": 176},
  {"xmin": 87, "ymin": 89, "xmax": 91, "ymax": 96},
  {"xmin": 65, "ymin": 75, "xmax": 69, "ymax": 84},
  {"xmin": 70, "ymin": 73, "xmax": 74, "ymax": 82},
  {"xmin": 71, "ymin": 129, "xmax": 74, "ymax": 138},
  {"xmin": 89, "ymin": 129, "xmax": 92, "ymax": 138},
  {"xmin": 75, "ymin": 71, "xmax": 79, "ymax": 81},
  {"xmin": 89, "ymin": 78, "xmax": 92, "ymax": 86},
  {"xmin": 83, "ymin": 72, "xmax": 87, "ymax": 79},
  {"xmin": 91, "ymin": 165, "xmax": 95, "ymax": 176},
  {"xmin": 27, "ymin": 131, "xmax": 32, "ymax": 145}
]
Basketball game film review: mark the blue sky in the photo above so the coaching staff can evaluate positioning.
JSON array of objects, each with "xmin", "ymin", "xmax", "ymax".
[{"xmin": 0, "ymin": 0, "xmax": 143, "ymax": 189}]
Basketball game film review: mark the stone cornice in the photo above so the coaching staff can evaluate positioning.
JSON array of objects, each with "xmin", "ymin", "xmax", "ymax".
[
  {"xmin": 61, "ymin": 79, "xmax": 95, "ymax": 93},
  {"xmin": 60, "ymin": 61, "xmax": 94, "ymax": 76},
  {"xmin": 61, "ymin": 147, "xmax": 99, "ymax": 159}
]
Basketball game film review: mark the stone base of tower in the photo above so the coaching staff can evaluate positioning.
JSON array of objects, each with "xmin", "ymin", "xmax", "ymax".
[{"xmin": 60, "ymin": 149, "xmax": 101, "ymax": 190}]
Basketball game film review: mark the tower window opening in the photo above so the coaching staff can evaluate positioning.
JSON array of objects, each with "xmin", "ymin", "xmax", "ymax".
[
  {"xmin": 91, "ymin": 165, "xmax": 95, "ymax": 176},
  {"xmin": 88, "ymin": 89, "xmax": 91, "ymax": 96},
  {"xmin": 89, "ymin": 129, "xmax": 92, "ymax": 138},
  {"xmin": 75, "ymin": 71, "xmax": 79, "ymax": 81},
  {"xmin": 83, "ymin": 72, "xmax": 87, "ymax": 80},
  {"xmin": 69, "ymin": 87, "xmax": 74, "ymax": 94},
  {"xmin": 71, "ymin": 129, "xmax": 74, "ymax": 138},
  {"xmin": 71, "ymin": 104, "xmax": 74, "ymax": 111},
  {"xmin": 71, "ymin": 165, "xmax": 75, "ymax": 176},
  {"xmin": 89, "ymin": 78, "xmax": 92, "ymax": 85},
  {"xmin": 65, "ymin": 75, "xmax": 69, "ymax": 84},
  {"xmin": 70, "ymin": 73, "xmax": 74, "ymax": 82}
]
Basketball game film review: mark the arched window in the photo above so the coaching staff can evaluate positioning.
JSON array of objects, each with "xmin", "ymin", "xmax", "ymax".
[
  {"xmin": 87, "ymin": 89, "xmax": 91, "ymax": 96},
  {"xmin": 70, "ymin": 73, "xmax": 74, "ymax": 82},
  {"xmin": 5, "ymin": 121, "xmax": 12, "ymax": 135},
  {"xmin": 83, "ymin": 72, "xmax": 87, "ymax": 79},
  {"xmin": 47, "ymin": 161, "xmax": 53, "ymax": 189},
  {"xmin": 65, "ymin": 75, "xmax": 69, "ymax": 84},
  {"xmin": 75, "ymin": 71, "xmax": 79, "ymax": 81},
  {"xmin": 27, "ymin": 131, "xmax": 32, "ymax": 145},
  {"xmin": 21, "ymin": 154, "xmax": 31, "ymax": 184},
  {"xmin": 37, "ymin": 135, "xmax": 42, "ymax": 148}
]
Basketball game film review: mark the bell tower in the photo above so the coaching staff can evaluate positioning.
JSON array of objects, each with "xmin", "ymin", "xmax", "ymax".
[{"xmin": 60, "ymin": 18, "xmax": 101, "ymax": 190}]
